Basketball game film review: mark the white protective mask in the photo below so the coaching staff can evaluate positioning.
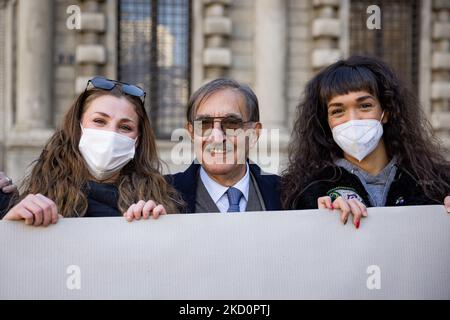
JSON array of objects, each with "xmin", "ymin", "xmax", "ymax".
[
  {"xmin": 79, "ymin": 126, "xmax": 136, "ymax": 181},
  {"xmin": 332, "ymin": 112, "xmax": 385, "ymax": 162}
]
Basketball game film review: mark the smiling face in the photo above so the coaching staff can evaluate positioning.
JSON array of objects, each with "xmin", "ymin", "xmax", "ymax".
[
  {"xmin": 81, "ymin": 95, "xmax": 139, "ymax": 139},
  {"xmin": 187, "ymin": 89, "xmax": 261, "ymax": 180},
  {"xmin": 327, "ymin": 91, "xmax": 386, "ymax": 129},
  {"xmin": 326, "ymin": 90, "xmax": 389, "ymax": 163}
]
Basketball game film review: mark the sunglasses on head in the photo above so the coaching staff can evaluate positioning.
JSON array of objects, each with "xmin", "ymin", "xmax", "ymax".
[
  {"xmin": 192, "ymin": 116, "xmax": 253, "ymax": 137},
  {"xmin": 85, "ymin": 76, "xmax": 146, "ymax": 104}
]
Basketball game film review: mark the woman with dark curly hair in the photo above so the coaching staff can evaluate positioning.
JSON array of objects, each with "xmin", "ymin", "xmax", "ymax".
[{"xmin": 281, "ymin": 55, "xmax": 450, "ymax": 228}]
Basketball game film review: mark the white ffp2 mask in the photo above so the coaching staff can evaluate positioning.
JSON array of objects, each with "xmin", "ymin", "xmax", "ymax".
[
  {"xmin": 79, "ymin": 127, "xmax": 136, "ymax": 181},
  {"xmin": 332, "ymin": 113, "xmax": 384, "ymax": 162}
]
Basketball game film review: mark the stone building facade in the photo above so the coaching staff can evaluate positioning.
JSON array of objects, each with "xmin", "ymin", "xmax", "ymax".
[{"xmin": 0, "ymin": 0, "xmax": 449, "ymax": 182}]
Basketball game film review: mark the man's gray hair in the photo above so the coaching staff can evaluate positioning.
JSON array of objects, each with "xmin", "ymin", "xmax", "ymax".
[{"xmin": 186, "ymin": 78, "xmax": 260, "ymax": 123}]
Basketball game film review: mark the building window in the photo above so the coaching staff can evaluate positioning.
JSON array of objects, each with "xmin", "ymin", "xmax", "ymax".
[
  {"xmin": 350, "ymin": 0, "xmax": 420, "ymax": 91},
  {"xmin": 119, "ymin": 0, "xmax": 191, "ymax": 139}
]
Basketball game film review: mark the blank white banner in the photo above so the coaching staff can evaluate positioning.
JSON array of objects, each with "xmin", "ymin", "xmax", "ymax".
[{"xmin": 0, "ymin": 205, "xmax": 449, "ymax": 299}]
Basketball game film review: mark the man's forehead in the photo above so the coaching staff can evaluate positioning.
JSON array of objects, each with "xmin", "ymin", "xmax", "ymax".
[
  {"xmin": 195, "ymin": 112, "xmax": 242, "ymax": 119},
  {"xmin": 195, "ymin": 89, "xmax": 247, "ymax": 117}
]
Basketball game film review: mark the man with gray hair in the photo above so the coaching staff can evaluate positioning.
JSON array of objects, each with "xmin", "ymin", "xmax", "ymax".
[{"xmin": 166, "ymin": 78, "xmax": 281, "ymax": 213}]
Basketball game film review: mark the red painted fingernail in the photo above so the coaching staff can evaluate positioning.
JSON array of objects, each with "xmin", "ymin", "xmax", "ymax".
[
  {"xmin": 355, "ymin": 220, "xmax": 360, "ymax": 229},
  {"xmin": 330, "ymin": 204, "xmax": 334, "ymax": 210}
]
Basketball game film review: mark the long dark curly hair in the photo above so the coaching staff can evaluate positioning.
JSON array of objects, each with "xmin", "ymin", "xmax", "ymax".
[{"xmin": 281, "ymin": 55, "xmax": 450, "ymax": 209}]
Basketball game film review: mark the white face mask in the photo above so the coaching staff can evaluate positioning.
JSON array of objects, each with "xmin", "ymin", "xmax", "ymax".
[
  {"xmin": 79, "ymin": 126, "xmax": 137, "ymax": 181},
  {"xmin": 332, "ymin": 112, "xmax": 385, "ymax": 162}
]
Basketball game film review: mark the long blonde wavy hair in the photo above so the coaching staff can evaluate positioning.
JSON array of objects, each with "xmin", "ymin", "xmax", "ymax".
[{"xmin": 16, "ymin": 87, "xmax": 183, "ymax": 216}]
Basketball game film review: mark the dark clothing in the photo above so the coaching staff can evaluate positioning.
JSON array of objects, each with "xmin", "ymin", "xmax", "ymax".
[
  {"xmin": 166, "ymin": 162, "xmax": 282, "ymax": 213},
  {"xmin": 0, "ymin": 181, "xmax": 121, "ymax": 219},
  {"xmin": 334, "ymin": 157, "xmax": 398, "ymax": 206},
  {"xmin": 83, "ymin": 181, "xmax": 121, "ymax": 217},
  {"xmin": 0, "ymin": 191, "xmax": 13, "ymax": 218},
  {"xmin": 292, "ymin": 165, "xmax": 447, "ymax": 210}
]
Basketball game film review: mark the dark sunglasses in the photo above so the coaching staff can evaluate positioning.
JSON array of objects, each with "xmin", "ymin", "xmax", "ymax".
[
  {"xmin": 192, "ymin": 116, "xmax": 253, "ymax": 137},
  {"xmin": 85, "ymin": 76, "xmax": 146, "ymax": 104}
]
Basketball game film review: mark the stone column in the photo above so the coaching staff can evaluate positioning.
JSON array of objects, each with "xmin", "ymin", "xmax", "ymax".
[
  {"xmin": 251, "ymin": 0, "xmax": 287, "ymax": 174},
  {"xmin": 75, "ymin": 0, "xmax": 107, "ymax": 94},
  {"xmin": 311, "ymin": 0, "xmax": 343, "ymax": 71},
  {"xmin": 6, "ymin": 0, "xmax": 55, "ymax": 181},
  {"xmin": 203, "ymin": 0, "xmax": 232, "ymax": 82},
  {"xmin": 15, "ymin": 0, "xmax": 53, "ymax": 130},
  {"xmin": 0, "ymin": 0, "xmax": 7, "ymax": 169},
  {"xmin": 254, "ymin": 0, "xmax": 287, "ymax": 130}
]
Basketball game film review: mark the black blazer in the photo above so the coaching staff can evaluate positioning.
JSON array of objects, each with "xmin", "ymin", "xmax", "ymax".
[{"xmin": 165, "ymin": 162, "xmax": 282, "ymax": 213}]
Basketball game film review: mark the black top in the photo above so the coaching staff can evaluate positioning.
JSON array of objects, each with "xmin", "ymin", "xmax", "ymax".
[
  {"xmin": 0, "ymin": 181, "xmax": 121, "ymax": 219},
  {"xmin": 83, "ymin": 181, "xmax": 121, "ymax": 217},
  {"xmin": 165, "ymin": 161, "xmax": 282, "ymax": 213},
  {"xmin": 0, "ymin": 191, "xmax": 13, "ymax": 218},
  {"xmin": 290, "ymin": 165, "xmax": 448, "ymax": 210}
]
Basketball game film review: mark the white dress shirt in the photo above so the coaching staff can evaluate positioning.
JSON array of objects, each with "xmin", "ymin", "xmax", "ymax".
[{"xmin": 199, "ymin": 163, "xmax": 250, "ymax": 213}]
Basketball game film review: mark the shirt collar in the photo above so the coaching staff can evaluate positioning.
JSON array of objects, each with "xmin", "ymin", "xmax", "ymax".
[{"xmin": 199, "ymin": 163, "xmax": 250, "ymax": 204}]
